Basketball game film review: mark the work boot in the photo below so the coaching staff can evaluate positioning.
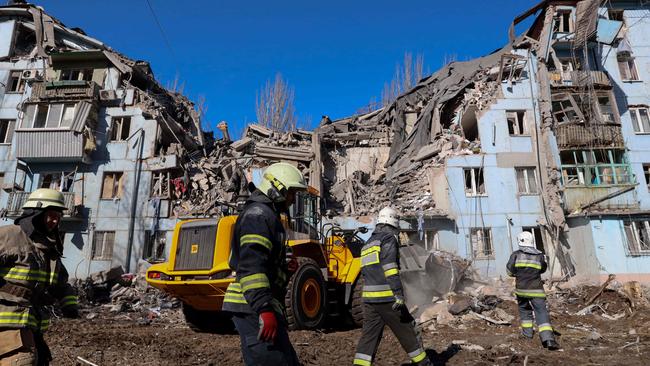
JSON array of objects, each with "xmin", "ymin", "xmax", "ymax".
[
  {"xmin": 521, "ymin": 330, "xmax": 534, "ymax": 339},
  {"xmin": 542, "ymin": 339, "xmax": 560, "ymax": 350}
]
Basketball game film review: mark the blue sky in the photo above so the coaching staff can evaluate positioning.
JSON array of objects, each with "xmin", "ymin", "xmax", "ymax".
[{"xmin": 37, "ymin": 0, "xmax": 537, "ymax": 137}]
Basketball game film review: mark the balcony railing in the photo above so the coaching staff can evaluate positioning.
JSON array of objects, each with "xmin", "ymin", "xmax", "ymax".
[
  {"xmin": 30, "ymin": 80, "xmax": 99, "ymax": 101},
  {"xmin": 14, "ymin": 129, "xmax": 87, "ymax": 162},
  {"xmin": 550, "ymin": 71, "xmax": 611, "ymax": 88},
  {"xmin": 5, "ymin": 191, "xmax": 79, "ymax": 217},
  {"xmin": 563, "ymin": 185, "xmax": 638, "ymax": 214},
  {"xmin": 555, "ymin": 123, "xmax": 624, "ymax": 149}
]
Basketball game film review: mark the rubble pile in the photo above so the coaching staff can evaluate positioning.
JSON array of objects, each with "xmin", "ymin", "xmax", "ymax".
[
  {"xmin": 171, "ymin": 123, "xmax": 314, "ymax": 217},
  {"xmin": 75, "ymin": 265, "xmax": 181, "ymax": 325}
]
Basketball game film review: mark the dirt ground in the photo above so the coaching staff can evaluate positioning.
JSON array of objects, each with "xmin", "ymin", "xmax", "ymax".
[{"xmin": 46, "ymin": 288, "xmax": 650, "ymax": 366}]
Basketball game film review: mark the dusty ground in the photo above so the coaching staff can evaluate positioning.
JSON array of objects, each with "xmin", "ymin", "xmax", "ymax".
[{"xmin": 46, "ymin": 288, "xmax": 650, "ymax": 366}]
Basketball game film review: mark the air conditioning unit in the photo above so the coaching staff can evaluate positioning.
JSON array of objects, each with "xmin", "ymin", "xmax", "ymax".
[
  {"xmin": 21, "ymin": 70, "xmax": 39, "ymax": 80},
  {"xmin": 99, "ymin": 89, "xmax": 117, "ymax": 101}
]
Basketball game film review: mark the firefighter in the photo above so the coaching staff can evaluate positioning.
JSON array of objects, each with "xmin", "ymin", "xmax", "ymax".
[
  {"xmin": 353, "ymin": 207, "xmax": 431, "ymax": 366},
  {"xmin": 222, "ymin": 162, "xmax": 306, "ymax": 366},
  {"xmin": 506, "ymin": 231, "xmax": 560, "ymax": 350},
  {"xmin": 0, "ymin": 189, "xmax": 79, "ymax": 366}
]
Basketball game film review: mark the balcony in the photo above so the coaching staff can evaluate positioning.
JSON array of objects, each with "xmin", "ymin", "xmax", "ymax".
[
  {"xmin": 5, "ymin": 191, "xmax": 80, "ymax": 217},
  {"xmin": 30, "ymin": 80, "xmax": 99, "ymax": 101},
  {"xmin": 555, "ymin": 123, "xmax": 624, "ymax": 149},
  {"xmin": 563, "ymin": 185, "xmax": 638, "ymax": 214},
  {"xmin": 550, "ymin": 71, "xmax": 611, "ymax": 88},
  {"xmin": 14, "ymin": 129, "xmax": 88, "ymax": 163}
]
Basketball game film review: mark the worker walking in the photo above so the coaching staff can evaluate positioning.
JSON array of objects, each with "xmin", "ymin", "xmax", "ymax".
[
  {"xmin": 222, "ymin": 163, "xmax": 307, "ymax": 366},
  {"xmin": 506, "ymin": 231, "xmax": 560, "ymax": 350},
  {"xmin": 0, "ymin": 189, "xmax": 80, "ymax": 366},
  {"xmin": 353, "ymin": 207, "xmax": 431, "ymax": 366}
]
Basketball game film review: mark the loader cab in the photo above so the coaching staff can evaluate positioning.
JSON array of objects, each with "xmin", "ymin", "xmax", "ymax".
[{"xmin": 288, "ymin": 188, "xmax": 320, "ymax": 241}]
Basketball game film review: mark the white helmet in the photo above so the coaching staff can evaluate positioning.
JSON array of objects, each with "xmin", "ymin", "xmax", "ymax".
[
  {"xmin": 517, "ymin": 231, "xmax": 535, "ymax": 248},
  {"xmin": 377, "ymin": 207, "xmax": 400, "ymax": 229}
]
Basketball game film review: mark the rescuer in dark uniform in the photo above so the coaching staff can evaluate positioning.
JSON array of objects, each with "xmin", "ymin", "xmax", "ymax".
[
  {"xmin": 222, "ymin": 162, "xmax": 307, "ymax": 366},
  {"xmin": 353, "ymin": 207, "xmax": 431, "ymax": 366},
  {"xmin": 506, "ymin": 231, "xmax": 560, "ymax": 350}
]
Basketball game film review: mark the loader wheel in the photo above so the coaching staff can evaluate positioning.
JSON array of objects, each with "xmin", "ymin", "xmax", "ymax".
[
  {"xmin": 182, "ymin": 303, "xmax": 234, "ymax": 334},
  {"xmin": 285, "ymin": 257, "xmax": 326, "ymax": 330},
  {"xmin": 349, "ymin": 278, "xmax": 364, "ymax": 327}
]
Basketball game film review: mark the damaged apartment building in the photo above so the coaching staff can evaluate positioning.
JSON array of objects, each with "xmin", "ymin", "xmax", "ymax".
[
  {"xmin": 308, "ymin": 0, "xmax": 650, "ymax": 283},
  {"xmin": 0, "ymin": 3, "xmax": 206, "ymax": 278}
]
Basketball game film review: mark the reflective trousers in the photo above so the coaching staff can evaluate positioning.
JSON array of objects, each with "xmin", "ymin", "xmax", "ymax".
[
  {"xmin": 231, "ymin": 313, "xmax": 300, "ymax": 366},
  {"xmin": 353, "ymin": 302, "xmax": 429, "ymax": 365},
  {"xmin": 517, "ymin": 296, "xmax": 556, "ymax": 342}
]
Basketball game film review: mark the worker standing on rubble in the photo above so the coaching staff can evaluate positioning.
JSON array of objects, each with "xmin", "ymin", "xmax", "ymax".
[
  {"xmin": 222, "ymin": 162, "xmax": 306, "ymax": 366},
  {"xmin": 506, "ymin": 231, "xmax": 560, "ymax": 350},
  {"xmin": 0, "ymin": 189, "xmax": 79, "ymax": 365},
  {"xmin": 353, "ymin": 207, "xmax": 431, "ymax": 366}
]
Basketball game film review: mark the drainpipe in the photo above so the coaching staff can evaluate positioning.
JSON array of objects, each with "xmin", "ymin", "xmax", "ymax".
[{"xmin": 125, "ymin": 128, "xmax": 145, "ymax": 273}]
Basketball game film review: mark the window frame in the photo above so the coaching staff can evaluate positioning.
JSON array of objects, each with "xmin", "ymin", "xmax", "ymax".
[
  {"xmin": 101, "ymin": 172, "xmax": 124, "ymax": 200},
  {"xmin": 554, "ymin": 9, "xmax": 575, "ymax": 33},
  {"xmin": 150, "ymin": 170, "xmax": 171, "ymax": 199},
  {"xmin": 109, "ymin": 116, "xmax": 131, "ymax": 142},
  {"xmin": 560, "ymin": 149, "xmax": 632, "ymax": 187},
  {"xmin": 21, "ymin": 103, "xmax": 77, "ymax": 130},
  {"xmin": 507, "ymin": 110, "xmax": 529, "ymax": 136},
  {"xmin": 643, "ymin": 164, "xmax": 650, "ymax": 191},
  {"xmin": 623, "ymin": 220, "xmax": 650, "ymax": 256},
  {"xmin": 59, "ymin": 68, "xmax": 93, "ymax": 82},
  {"xmin": 38, "ymin": 171, "xmax": 75, "ymax": 192},
  {"xmin": 464, "ymin": 167, "xmax": 486, "ymax": 197},
  {"xmin": 618, "ymin": 55, "xmax": 640, "ymax": 81},
  {"xmin": 91, "ymin": 231, "xmax": 115, "ymax": 260},
  {"xmin": 470, "ymin": 228, "xmax": 494, "ymax": 259},
  {"xmin": 143, "ymin": 230, "xmax": 167, "ymax": 261},
  {"xmin": 0, "ymin": 119, "xmax": 15, "ymax": 144},
  {"xmin": 630, "ymin": 107, "xmax": 650, "ymax": 134},
  {"xmin": 515, "ymin": 167, "xmax": 539, "ymax": 195},
  {"xmin": 6, "ymin": 70, "xmax": 26, "ymax": 94}
]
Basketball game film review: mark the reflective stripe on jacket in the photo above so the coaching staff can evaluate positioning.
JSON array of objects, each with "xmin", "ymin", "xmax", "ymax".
[
  {"xmin": 0, "ymin": 225, "xmax": 78, "ymax": 333},
  {"xmin": 222, "ymin": 190, "xmax": 289, "ymax": 315},
  {"xmin": 506, "ymin": 248, "xmax": 548, "ymax": 298},
  {"xmin": 360, "ymin": 225, "xmax": 404, "ymax": 303}
]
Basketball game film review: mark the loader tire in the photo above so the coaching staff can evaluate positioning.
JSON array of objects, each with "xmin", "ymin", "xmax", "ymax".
[
  {"xmin": 350, "ymin": 278, "xmax": 364, "ymax": 327},
  {"xmin": 285, "ymin": 257, "xmax": 326, "ymax": 330},
  {"xmin": 182, "ymin": 303, "xmax": 234, "ymax": 334}
]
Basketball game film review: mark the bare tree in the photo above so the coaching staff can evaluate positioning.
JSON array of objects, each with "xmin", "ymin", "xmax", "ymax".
[
  {"xmin": 256, "ymin": 73, "xmax": 297, "ymax": 131},
  {"xmin": 381, "ymin": 52, "xmax": 425, "ymax": 106}
]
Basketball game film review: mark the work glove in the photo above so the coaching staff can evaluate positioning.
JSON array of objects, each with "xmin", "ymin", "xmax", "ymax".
[
  {"xmin": 392, "ymin": 296, "xmax": 406, "ymax": 311},
  {"xmin": 258, "ymin": 311, "xmax": 278, "ymax": 342}
]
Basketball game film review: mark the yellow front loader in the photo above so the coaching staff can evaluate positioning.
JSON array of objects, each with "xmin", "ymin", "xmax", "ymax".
[{"xmin": 146, "ymin": 189, "xmax": 367, "ymax": 332}]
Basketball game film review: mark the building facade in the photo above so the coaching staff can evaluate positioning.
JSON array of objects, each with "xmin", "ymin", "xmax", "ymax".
[{"xmin": 0, "ymin": 4, "xmax": 205, "ymax": 278}]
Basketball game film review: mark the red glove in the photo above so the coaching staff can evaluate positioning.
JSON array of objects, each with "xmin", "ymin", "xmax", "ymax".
[{"xmin": 258, "ymin": 311, "xmax": 278, "ymax": 342}]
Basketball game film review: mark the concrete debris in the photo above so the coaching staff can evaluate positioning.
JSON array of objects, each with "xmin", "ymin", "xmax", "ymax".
[{"xmin": 587, "ymin": 331, "xmax": 603, "ymax": 342}]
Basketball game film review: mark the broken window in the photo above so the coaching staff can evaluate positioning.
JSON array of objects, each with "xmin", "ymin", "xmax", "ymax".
[
  {"xmin": 151, "ymin": 171, "xmax": 171, "ymax": 198},
  {"xmin": 143, "ymin": 230, "xmax": 167, "ymax": 261},
  {"xmin": 471, "ymin": 228, "xmax": 493, "ymax": 258},
  {"xmin": 92, "ymin": 231, "xmax": 115, "ymax": 260},
  {"xmin": 516, "ymin": 167, "xmax": 538, "ymax": 195},
  {"xmin": 554, "ymin": 10, "xmax": 574, "ymax": 33},
  {"xmin": 522, "ymin": 226, "xmax": 545, "ymax": 253},
  {"xmin": 59, "ymin": 68, "xmax": 93, "ymax": 82},
  {"xmin": 7, "ymin": 71, "xmax": 26, "ymax": 93},
  {"xmin": 110, "ymin": 117, "xmax": 131, "ymax": 141},
  {"xmin": 630, "ymin": 107, "xmax": 650, "ymax": 134},
  {"xmin": 101, "ymin": 172, "xmax": 124, "ymax": 199},
  {"xmin": 551, "ymin": 93, "xmax": 584, "ymax": 124},
  {"xmin": 39, "ymin": 172, "xmax": 74, "ymax": 192},
  {"xmin": 507, "ymin": 111, "xmax": 528, "ymax": 135},
  {"xmin": 0, "ymin": 120, "xmax": 15, "ymax": 144},
  {"xmin": 618, "ymin": 55, "xmax": 639, "ymax": 81},
  {"xmin": 643, "ymin": 164, "xmax": 650, "ymax": 191},
  {"xmin": 608, "ymin": 9, "xmax": 627, "ymax": 38},
  {"xmin": 464, "ymin": 168, "xmax": 485, "ymax": 196},
  {"xmin": 624, "ymin": 220, "xmax": 650, "ymax": 256},
  {"xmin": 597, "ymin": 94, "xmax": 617, "ymax": 123},
  {"xmin": 560, "ymin": 149, "xmax": 631, "ymax": 186}
]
